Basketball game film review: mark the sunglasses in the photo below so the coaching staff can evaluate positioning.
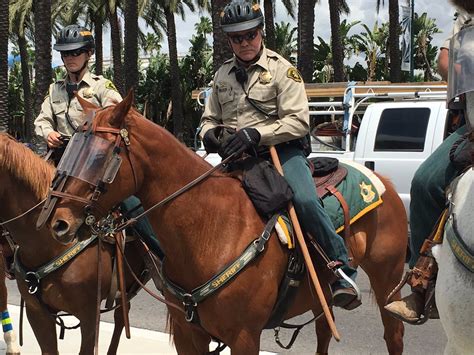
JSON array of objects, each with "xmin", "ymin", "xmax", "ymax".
[
  {"xmin": 228, "ymin": 30, "xmax": 259, "ymax": 45},
  {"xmin": 61, "ymin": 49, "xmax": 88, "ymax": 58}
]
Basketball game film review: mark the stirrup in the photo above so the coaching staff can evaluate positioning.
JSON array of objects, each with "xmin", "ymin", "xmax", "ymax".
[{"xmin": 334, "ymin": 268, "xmax": 361, "ymax": 303}]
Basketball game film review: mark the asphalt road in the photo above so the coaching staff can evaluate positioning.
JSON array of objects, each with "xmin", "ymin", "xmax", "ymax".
[{"xmin": 6, "ymin": 265, "xmax": 447, "ymax": 354}]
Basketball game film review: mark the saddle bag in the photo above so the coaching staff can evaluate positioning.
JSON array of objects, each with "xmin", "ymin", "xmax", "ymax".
[{"xmin": 229, "ymin": 157, "xmax": 294, "ymax": 218}]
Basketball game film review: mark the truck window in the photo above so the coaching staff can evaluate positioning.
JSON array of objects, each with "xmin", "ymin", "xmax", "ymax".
[{"xmin": 374, "ymin": 108, "xmax": 430, "ymax": 151}]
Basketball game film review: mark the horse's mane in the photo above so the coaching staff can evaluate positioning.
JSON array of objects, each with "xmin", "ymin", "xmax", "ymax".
[{"xmin": 0, "ymin": 134, "xmax": 54, "ymax": 199}]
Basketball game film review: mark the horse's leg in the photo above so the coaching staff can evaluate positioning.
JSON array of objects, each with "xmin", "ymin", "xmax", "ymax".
[
  {"xmin": 0, "ymin": 250, "xmax": 19, "ymax": 354},
  {"xmin": 24, "ymin": 302, "xmax": 58, "ymax": 354},
  {"xmin": 77, "ymin": 313, "xmax": 98, "ymax": 355},
  {"xmin": 315, "ymin": 311, "xmax": 332, "ymax": 354},
  {"xmin": 226, "ymin": 328, "xmax": 260, "ymax": 355},
  {"xmin": 106, "ymin": 303, "xmax": 129, "ymax": 355},
  {"xmin": 171, "ymin": 317, "xmax": 211, "ymax": 355}
]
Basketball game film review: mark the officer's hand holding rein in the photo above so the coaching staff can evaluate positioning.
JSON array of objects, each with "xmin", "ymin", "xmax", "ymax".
[{"xmin": 220, "ymin": 127, "xmax": 260, "ymax": 159}]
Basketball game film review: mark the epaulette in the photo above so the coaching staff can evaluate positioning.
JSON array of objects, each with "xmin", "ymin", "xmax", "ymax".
[
  {"xmin": 91, "ymin": 74, "xmax": 101, "ymax": 81},
  {"xmin": 223, "ymin": 57, "xmax": 234, "ymax": 64}
]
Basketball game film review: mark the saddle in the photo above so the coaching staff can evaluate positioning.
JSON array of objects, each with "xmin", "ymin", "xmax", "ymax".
[{"xmin": 309, "ymin": 157, "xmax": 351, "ymax": 240}]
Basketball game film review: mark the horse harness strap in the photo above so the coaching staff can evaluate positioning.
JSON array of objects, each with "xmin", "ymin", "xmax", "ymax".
[
  {"xmin": 14, "ymin": 235, "xmax": 98, "ymax": 294},
  {"xmin": 444, "ymin": 214, "xmax": 474, "ymax": 273},
  {"xmin": 116, "ymin": 153, "xmax": 237, "ymax": 233},
  {"xmin": 162, "ymin": 214, "xmax": 279, "ymax": 323}
]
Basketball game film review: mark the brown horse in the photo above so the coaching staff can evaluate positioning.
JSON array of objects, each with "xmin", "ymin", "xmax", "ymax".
[
  {"xmin": 45, "ymin": 94, "xmax": 407, "ymax": 354},
  {"xmin": 0, "ymin": 234, "xmax": 20, "ymax": 355},
  {"xmin": 0, "ymin": 133, "xmax": 149, "ymax": 354}
]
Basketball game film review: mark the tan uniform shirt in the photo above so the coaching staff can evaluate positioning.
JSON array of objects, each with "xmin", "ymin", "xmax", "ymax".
[
  {"xmin": 199, "ymin": 47, "xmax": 309, "ymax": 146},
  {"xmin": 442, "ymin": 12, "xmax": 472, "ymax": 49},
  {"xmin": 34, "ymin": 70, "xmax": 122, "ymax": 141}
]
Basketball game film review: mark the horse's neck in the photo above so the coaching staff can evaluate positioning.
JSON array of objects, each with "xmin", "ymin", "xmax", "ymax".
[{"xmin": 0, "ymin": 170, "xmax": 58, "ymax": 263}]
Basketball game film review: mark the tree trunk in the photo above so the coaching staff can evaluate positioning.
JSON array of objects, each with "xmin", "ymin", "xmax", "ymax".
[
  {"xmin": 109, "ymin": 5, "xmax": 125, "ymax": 95},
  {"xmin": 165, "ymin": 8, "xmax": 185, "ymax": 142},
  {"xmin": 19, "ymin": 35, "xmax": 34, "ymax": 140},
  {"xmin": 264, "ymin": 0, "xmax": 276, "ymax": 51},
  {"xmin": 124, "ymin": 0, "xmax": 139, "ymax": 98},
  {"xmin": 212, "ymin": 0, "xmax": 233, "ymax": 71},
  {"xmin": 329, "ymin": 0, "xmax": 344, "ymax": 82},
  {"xmin": 93, "ymin": 15, "xmax": 104, "ymax": 75},
  {"xmin": 33, "ymin": 0, "xmax": 52, "ymax": 117},
  {"xmin": 298, "ymin": 0, "xmax": 317, "ymax": 83},
  {"xmin": 0, "ymin": 0, "xmax": 9, "ymax": 132},
  {"xmin": 388, "ymin": 0, "xmax": 401, "ymax": 82}
]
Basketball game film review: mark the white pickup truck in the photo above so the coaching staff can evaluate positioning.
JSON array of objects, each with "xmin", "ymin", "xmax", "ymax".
[{"xmin": 195, "ymin": 82, "xmax": 450, "ymax": 219}]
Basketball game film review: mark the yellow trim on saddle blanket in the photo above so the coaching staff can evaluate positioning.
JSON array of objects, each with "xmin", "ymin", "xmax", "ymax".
[{"xmin": 335, "ymin": 197, "xmax": 383, "ymax": 234}]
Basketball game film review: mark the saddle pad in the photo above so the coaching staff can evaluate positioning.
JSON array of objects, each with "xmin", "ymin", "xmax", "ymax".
[{"xmin": 322, "ymin": 162, "xmax": 383, "ymax": 234}]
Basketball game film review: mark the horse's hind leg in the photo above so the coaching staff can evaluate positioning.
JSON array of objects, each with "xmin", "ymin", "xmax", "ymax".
[
  {"xmin": 106, "ymin": 304, "xmax": 129, "ymax": 355},
  {"xmin": 364, "ymin": 263, "xmax": 405, "ymax": 355}
]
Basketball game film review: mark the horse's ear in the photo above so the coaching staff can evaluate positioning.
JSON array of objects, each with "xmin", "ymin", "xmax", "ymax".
[
  {"xmin": 75, "ymin": 93, "xmax": 99, "ymax": 112},
  {"xmin": 108, "ymin": 90, "xmax": 133, "ymax": 128}
]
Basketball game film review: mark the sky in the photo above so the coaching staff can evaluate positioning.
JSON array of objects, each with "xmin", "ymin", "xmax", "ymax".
[{"xmin": 12, "ymin": 0, "xmax": 458, "ymax": 68}]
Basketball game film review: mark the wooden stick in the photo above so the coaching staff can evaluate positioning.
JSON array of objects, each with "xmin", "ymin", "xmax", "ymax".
[{"xmin": 270, "ymin": 146, "xmax": 341, "ymax": 341}]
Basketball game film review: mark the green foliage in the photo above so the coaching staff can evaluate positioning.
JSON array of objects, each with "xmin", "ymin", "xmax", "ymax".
[
  {"xmin": 7, "ymin": 61, "xmax": 26, "ymax": 138},
  {"xmin": 179, "ymin": 17, "xmax": 213, "ymax": 146}
]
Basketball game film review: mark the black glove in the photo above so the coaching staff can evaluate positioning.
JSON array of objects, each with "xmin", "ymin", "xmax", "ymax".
[
  {"xmin": 202, "ymin": 128, "xmax": 221, "ymax": 153},
  {"xmin": 220, "ymin": 127, "xmax": 261, "ymax": 159}
]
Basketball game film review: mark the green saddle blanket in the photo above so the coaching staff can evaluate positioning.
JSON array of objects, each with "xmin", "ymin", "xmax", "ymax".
[{"xmin": 322, "ymin": 163, "xmax": 383, "ymax": 234}]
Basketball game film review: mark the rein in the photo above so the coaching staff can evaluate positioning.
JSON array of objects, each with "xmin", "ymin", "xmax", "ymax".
[
  {"xmin": 0, "ymin": 198, "xmax": 46, "ymax": 226},
  {"xmin": 115, "ymin": 153, "xmax": 236, "ymax": 233}
]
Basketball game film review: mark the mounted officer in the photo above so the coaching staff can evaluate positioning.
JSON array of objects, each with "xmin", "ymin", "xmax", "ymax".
[
  {"xmin": 385, "ymin": 0, "xmax": 474, "ymax": 323},
  {"xmin": 199, "ymin": 0, "xmax": 360, "ymax": 310},
  {"xmin": 34, "ymin": 24, "xmax": 122, "ymax": 156}
]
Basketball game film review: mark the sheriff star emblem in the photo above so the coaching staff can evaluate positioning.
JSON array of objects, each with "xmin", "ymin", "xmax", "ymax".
[
  {"xmin": 82, "ymin": 87, "xmax": 95, "ymax": 98},
  {"xmin": 359, "ymin": 182, "xmax": 376, "ymax": 203},
  {"xmin": 259, "ymin": 71, "xmax": 272, "ymax": 84}
]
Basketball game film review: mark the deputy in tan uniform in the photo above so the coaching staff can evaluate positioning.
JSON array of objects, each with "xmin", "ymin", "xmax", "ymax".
[
  {"xmin": 35, "ymin": 24, "xmax": 122, "ymax": 149},
  {"xmin": 199, "ymin": 0, "xmax": 361, "ymax": 310}
]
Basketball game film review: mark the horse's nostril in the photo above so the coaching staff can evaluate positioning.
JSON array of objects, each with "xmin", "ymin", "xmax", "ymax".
[{"xmin": 52, "ymin": 219, "xmax": 70, "ymax": 237}]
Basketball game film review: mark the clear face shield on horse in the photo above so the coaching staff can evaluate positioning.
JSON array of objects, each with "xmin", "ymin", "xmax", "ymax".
[
  {"xmin": 448, "ymin": 25, "xmax": 474, "ymax": 132},
  {"xmin": 36, "ymin": 128, "xmax": 123, "ymax": 233},
  {"xmin": 57, "ymin": 132, "xmax": 122, "ymax": 187}
]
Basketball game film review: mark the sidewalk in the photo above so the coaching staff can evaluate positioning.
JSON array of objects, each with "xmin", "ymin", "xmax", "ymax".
[{"xmin": 0, "ymin": 304, "xmax": 276, "ymax": 354}]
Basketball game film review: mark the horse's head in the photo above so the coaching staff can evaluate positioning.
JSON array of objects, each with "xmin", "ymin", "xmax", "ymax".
[{"xmin": 41, "ymin": 92, "xmax": 141, "ymax": 244}]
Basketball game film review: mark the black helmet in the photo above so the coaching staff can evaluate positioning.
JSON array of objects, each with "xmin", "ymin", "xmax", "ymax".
[
  {"xmin": 54, "ymin": 25, "xmax": 95, "ymax": 53},
  {"xmin": 221, "ymin": 0, "xmax": 264, "ymax": 33}
]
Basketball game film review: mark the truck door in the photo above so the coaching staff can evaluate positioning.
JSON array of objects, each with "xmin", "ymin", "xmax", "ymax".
[{"xmin": 355, "ymin": 102, "xmax": 444, "ymax": 216}]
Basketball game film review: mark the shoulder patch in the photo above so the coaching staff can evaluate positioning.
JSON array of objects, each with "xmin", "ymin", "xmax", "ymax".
[
  {"xmin": 105, "ymin": 80, "xmax": 118, "ymax": 92},
  {"xmin": 287, "ymin": 68, "xmax": 302, "ymax": 82}
]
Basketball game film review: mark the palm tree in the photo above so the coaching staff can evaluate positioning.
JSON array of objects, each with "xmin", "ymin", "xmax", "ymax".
[
  {"xmin": 108, "ymin": 0, "xmax": 125, "ymax": 95},
  {"xmin": 263, "ymin": 0, "xmax": 276, "ymax": 50},
  {"xmin": 413, "ymin": 12, "xmax": 441, "ymax": 81},
  {"xmin": 0, "ymin": 0, "xmax": 9, "ymax": 132},
  {"xmin": 33, "ymin": 0, "xmax": 53, "ymax": 116},
  {"xmin": 328, "ymin": 0, "xmax": 349, "ymax": 82},
  {"xmin": 353, "ymin": 22, "xmax": 388, "ymax": 81},
  {"xmin": 274, "ymin": 21, "xmax": 297, "ymax": 62},
  {"xmin": 377, "ymin": 0, "xmax": 401, "ymax": 82},
  {"xmin": 298, "ymin": 0, "xmax": 318, "ymax": 82},
  {"xmin": 124, "ymin": 0, "xmax": 139, "ymax": 96},
  {"xmin": 211, "ymin": 0, "xmax": 233, "ymax": 70},
  {"xmin": 9, "ymin": 0, "xmax": 34, "ymax": 139}
]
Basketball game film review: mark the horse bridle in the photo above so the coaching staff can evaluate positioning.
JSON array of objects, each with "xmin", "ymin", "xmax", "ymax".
[{"xmin": 39, "ymin": 112, "xmax": 138, "ymax": 230}]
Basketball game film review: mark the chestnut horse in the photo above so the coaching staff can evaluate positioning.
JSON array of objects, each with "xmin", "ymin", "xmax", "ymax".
[
  {"xmin": 0, "ymin": 234, "xmax": 20, "ymax": 355},
  {"xmin": 45, "ymin": 94, "xmax": 407, "ymax": 354},
  {"xmin": 0, "ymin": 133, "xmax": 149, "ymax": 354}
]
